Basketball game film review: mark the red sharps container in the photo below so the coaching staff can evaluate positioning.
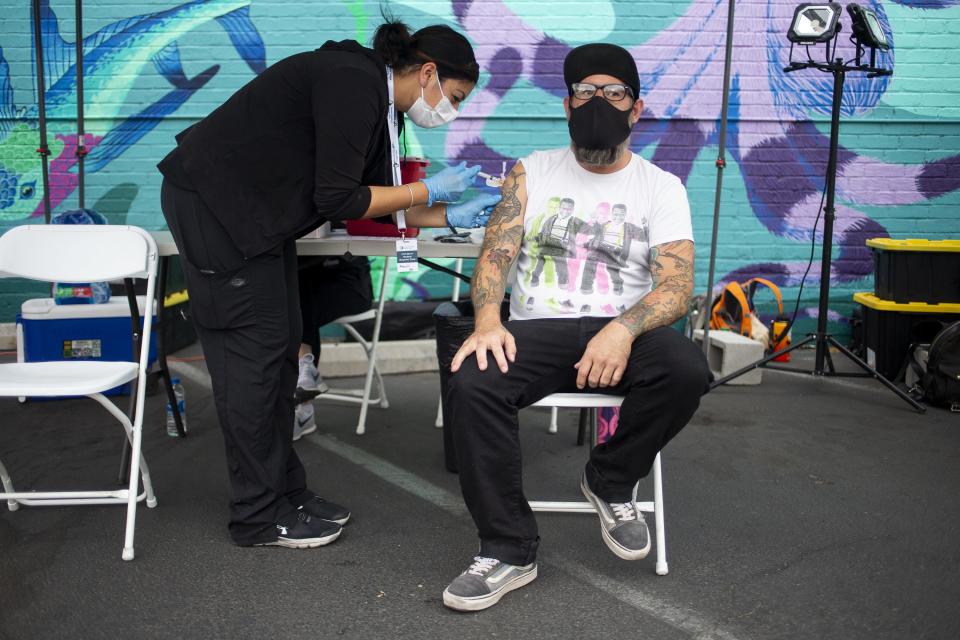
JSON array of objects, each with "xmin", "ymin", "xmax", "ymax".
[{"xmin": 345, "ymin": 157, "xmax": 431, "ymax": 238}]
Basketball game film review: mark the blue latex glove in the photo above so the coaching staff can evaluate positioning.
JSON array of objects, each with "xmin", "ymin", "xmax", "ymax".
[
  {"xmin": 446, "ymin": 192, "xmax": 502, "ymax": 229},
  {"xmin": 421, "ymin": 161, "xmax": 482, "ymax": 206}
]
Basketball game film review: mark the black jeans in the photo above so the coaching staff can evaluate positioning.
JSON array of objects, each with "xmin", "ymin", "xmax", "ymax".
[
  {"xmin": 297, "ymin": 256, "xmax": 372, "ymax": 360},
  {"xmin": 447, "ymin": 317, "xmax": 711, "ymax": 565},
  {"xmin": 161, "ymin": 178, "xmax": 310, "ymax": 545}
]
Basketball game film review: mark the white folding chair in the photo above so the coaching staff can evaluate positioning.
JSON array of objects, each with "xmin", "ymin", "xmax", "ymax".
[
  {"xmin": 0, "ymin": 225, "xmax": 158, "ymax": 561},
  {"xmin": 317, "ymin": 257, "xmax": 390, "ymax": 435},
  {"xmin": 529, "ymin": 393, "xmax": 668, "ymax": 575}
]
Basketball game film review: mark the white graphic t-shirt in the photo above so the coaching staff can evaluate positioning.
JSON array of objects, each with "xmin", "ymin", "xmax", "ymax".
[{"xmin": 510, "ymin": 147, "xmax": 693, "ymax": 320}]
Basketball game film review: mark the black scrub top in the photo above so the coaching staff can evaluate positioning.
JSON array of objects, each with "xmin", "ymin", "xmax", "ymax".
[{"xmin": 158, "ymin": 40, "xmax": 398, "ymax": 259}]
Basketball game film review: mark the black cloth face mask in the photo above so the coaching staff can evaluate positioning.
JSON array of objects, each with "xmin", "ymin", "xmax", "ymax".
[{"xmin": 568, "ymin": 97, "xmax": 632, "ymax": 150}]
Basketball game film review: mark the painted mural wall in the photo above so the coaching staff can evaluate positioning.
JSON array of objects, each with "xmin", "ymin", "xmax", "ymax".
[{"xmin": 1, "ymin": 0, "xmax": 958, "ymax": 334}]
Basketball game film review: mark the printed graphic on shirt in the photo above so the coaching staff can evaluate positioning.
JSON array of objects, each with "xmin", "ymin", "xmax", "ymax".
[
  {"xmin": 522, "ymin": 196, "xmax": 649, "ymax": 316},
  {"xmin": 509, "ymin": 147, "xmax": 692, "ymax": 321}
]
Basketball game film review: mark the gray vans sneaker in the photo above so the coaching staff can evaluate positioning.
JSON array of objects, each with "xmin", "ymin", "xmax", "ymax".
[
  {"xmin": 580, "ymin": 471, "xmax": 651, "ymax": 560},
  {"xmin": 442, "ymin": 556, "xmax": 537, "ymax": 612}
]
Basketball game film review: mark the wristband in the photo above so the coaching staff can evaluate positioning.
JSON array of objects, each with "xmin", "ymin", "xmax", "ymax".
[{"xmin": 406, "ymin": 184, "xmax": 415, "ymax": 210}]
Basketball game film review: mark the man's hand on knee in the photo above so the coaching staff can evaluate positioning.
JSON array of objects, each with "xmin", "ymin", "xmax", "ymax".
[
  {"xmin": 575, "ymin": 322, "xmax": 632, "ymax": 389},
  {"xmin": 451, "ymin": 321, "xmax": 518, "ymax": 374}
]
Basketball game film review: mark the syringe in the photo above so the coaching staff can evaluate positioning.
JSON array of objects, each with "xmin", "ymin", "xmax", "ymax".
[
  {"xmin": 478, "ymin": 161, "xmax": 508, "ymax": 187},
  {"xmin": 477, "ymin": 171, "xmax": 503, "ymax": 187}
]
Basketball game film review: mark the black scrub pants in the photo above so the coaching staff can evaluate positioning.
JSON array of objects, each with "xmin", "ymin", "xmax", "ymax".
[
  {"xmin": 161, "ymin": 178, "xmax": 311, "ymax": 545},
  {"xmin": 446, "ymin": 317, "xmax": 711, "ymax": 566}
]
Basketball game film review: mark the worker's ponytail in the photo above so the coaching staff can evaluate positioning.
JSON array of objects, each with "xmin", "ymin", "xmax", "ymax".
[{"xmin": 372, "ymin": 20, "xmax": 415, "ymax": 68}]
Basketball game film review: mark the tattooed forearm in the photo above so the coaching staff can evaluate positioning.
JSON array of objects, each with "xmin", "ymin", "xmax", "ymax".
[
  {"xmin": 616, "ymin": 295, "xmax": 685, "ymax": 337},
  {"xmin": 615, "ymin": 240, "xmax": 695, "ymax": 337},
  {"xmin": 484, "ymin": 226, "xmax": 523, "ymax": 271},
  {"xmin": 486, "ymin": 165, "xmax": 525, "ymax": 226},
  {"xmin": 471, "ymin": 164, "xmax": 527, "ymax": 316}
]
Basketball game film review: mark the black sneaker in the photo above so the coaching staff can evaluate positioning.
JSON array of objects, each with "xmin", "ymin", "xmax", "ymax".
[
  {"xmin": 255, "ymin": 511, "xmax": 341, "ymax": 549},
  {"xmin": 442, "ymin": 556, "xmax": 537, "ymax": 612},
  {"xmin": 298, "ymin": 495, "xmax": 350, "ymax": 525},
  {"xmin": 580, "ymin": 471, "xmax": 650, "ymax": 560}
]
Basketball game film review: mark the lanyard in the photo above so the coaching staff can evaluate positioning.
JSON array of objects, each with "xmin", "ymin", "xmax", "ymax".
[{"xmin": 385, "ymin": 66, "xmax": 406, "ymax": 235}]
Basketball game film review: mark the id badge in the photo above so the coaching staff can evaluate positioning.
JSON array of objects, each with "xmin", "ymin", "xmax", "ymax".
[{"xmin": 396, "ymin": 237, "xmax": 419, "ymax": 273}]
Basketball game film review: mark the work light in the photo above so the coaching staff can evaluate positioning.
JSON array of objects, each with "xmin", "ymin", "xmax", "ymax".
[
  {"xmin": 847, "ymin": 3, "xmax": 889, "ymax": 51},
  {"xmin": 787, "ymin": 3, "xmax": 843, "ymax": 44}
]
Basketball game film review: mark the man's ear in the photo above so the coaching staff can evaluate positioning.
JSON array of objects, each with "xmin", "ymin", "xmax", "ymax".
[
  {"xmin": 631, "ymin": 98, "xmax": 644, "ymax": 125},
  {"xmin": 563, "ymin": 96, "xmax": 571, "ymax": 120}
]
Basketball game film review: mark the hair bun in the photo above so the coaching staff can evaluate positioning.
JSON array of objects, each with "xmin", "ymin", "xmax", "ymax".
[{"xmin": 373, "ymin": 21, "xmax": 413, "ymax": 66}]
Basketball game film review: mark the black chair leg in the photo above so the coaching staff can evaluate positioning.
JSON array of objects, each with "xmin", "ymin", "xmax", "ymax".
[{"xmin": 576, "ymin": 408, "xmax": 589, "ymax": 446}]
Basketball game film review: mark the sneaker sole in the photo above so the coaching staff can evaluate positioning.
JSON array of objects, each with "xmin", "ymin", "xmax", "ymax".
[
  {"xmin": 294, "ymin": 386, "xmax": 327, "ymax": 404},
  {"xmin": 442, "ymin": 565, "xmax": 538, "ymax": 612},
  {"xmin": 580, "ymin": 475, "xmax": 651, "ymax": 561},
  {"xmin": 292, "ymin": 422, "xmax": 317, "ymax": 442},
  {"xmin": 255, "ymin": 527, "xmax": 341, "ymax": 549}
]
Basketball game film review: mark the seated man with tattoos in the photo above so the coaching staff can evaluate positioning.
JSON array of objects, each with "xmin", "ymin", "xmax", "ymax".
[{"xmin": 441, "ymin": 43, "xmax": 712, "ymax": 612}]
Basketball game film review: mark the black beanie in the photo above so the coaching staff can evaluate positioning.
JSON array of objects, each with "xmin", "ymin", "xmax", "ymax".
[{"xmin": 563, "ymin": 43, "xmax": 640, "ymax": 98}]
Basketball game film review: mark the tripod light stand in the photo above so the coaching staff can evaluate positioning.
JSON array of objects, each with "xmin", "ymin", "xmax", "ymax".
[{"xmin": 710, "ymin": 3, "xmax": 925, "ymax": 413}]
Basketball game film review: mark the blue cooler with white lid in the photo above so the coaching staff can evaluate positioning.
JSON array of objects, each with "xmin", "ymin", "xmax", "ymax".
[{"xmin": 16, "ymin": 296, "xmax": 158, "ymax": 397}]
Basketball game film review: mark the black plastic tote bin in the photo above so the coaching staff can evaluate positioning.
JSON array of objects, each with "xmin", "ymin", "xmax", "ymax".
[
  {"xmin": 853, "ymin": 292, "xmax": 960, "ymax": 379},
  {"xmin": 868, "ymin": 238, "xmax": 960, "ymax": 304}
]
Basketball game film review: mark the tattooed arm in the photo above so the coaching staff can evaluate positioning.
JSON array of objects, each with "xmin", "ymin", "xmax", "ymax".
[
  {"xmin": 575, "ymin": 240, "xmax": 694, "ymax": 389},
  {"xmin": 616, "ymin": 240, "xmax": 694, "ymax": 336},
  {"xmin": 450, "ymin": 163, "xmax": 528, "ymax": 374}
]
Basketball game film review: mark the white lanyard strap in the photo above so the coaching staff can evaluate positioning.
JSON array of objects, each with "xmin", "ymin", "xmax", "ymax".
[{"xmin": 385, "ymin": 66, "xmax": 406, "ymax": 234}]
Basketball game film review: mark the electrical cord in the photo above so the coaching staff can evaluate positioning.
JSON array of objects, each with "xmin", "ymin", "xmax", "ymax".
[{"xmin": 773, "ymin": 186, "xmax": 827, "ymax": 346}]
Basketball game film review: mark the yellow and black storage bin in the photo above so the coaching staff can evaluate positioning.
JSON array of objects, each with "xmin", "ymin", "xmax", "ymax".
[
  {"xmin": 853, "ymin": 293, "xmax": 960, "ymax": 380},
  {"xmin": 867, "ymin": 238, "xmax": 960, "ymax": 304}
]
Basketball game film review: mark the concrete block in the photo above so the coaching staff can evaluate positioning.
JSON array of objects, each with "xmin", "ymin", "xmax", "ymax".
[
  {"xmin": 318, "ymin": 339, "xmax": 439, "ymax": 378},
  {"xmin": 0, "ymin": 322, "xmax": 15, "ymax": 351},
  {"xmin": 693, "ymin": 329, "xmax": 764, "ymax": 385}
]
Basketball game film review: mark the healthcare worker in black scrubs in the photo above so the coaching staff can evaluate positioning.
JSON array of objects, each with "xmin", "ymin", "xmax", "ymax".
[{"xmin": 158, "ymin": 20, "xmax": 497, "ymax": 549}]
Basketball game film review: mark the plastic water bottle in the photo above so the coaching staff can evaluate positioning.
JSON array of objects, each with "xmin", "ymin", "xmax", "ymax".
[{"xmin": 166, "ymin": 377, "xmax": 187, "ymax": 436}]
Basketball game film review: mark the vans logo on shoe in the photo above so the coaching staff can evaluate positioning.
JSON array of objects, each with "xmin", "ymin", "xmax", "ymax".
[
  {"xmin": 485, "ymin": 566, "xmax": 516, "ymax": 585},
  {"xmin": 276, "ymin": 525, "xmax": 288, "ymax": 535}
]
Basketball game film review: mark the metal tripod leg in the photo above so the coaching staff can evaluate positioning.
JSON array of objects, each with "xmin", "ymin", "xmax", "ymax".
[
  {"xmin": 824, "ymin": 345, "xmax": 837, "ymax": 374},
  {"xmin": 710, "ymin": 335, "xmax": 816, "ymax": 388},
  {"xmin": 827, "ymin": 336, "xmax": 925, "ymax": 413}
]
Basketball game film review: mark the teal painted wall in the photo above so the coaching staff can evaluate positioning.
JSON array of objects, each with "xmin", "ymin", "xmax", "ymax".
[{"xmin": 1, "ymin": 0, "xmax": 958, "ymax": 335}]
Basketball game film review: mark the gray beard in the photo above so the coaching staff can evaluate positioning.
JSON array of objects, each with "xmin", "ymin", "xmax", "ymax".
[{"xmin": 571, "ymin": 136, "xmax": 631, "ymax": 167}]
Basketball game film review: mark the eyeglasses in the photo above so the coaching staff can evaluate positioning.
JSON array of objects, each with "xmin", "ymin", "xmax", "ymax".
[{"xmin": 570, "ymin": 82, "xmax": 634, "ymax": 102}]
